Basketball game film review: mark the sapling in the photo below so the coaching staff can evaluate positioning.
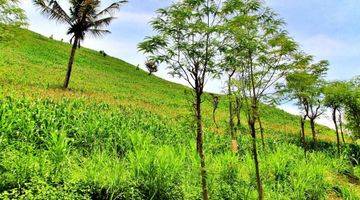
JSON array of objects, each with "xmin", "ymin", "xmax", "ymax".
[
  {"xmin": 222, "ymin": 0, "xmax": 298, "ymax": 198},
  {"xmin": 145, "ymin": 60, "xmax": 158, "ymax": 75},
  {"xmin": 138, "ymin": 1, "xmax": 224, "ymax": 199}
]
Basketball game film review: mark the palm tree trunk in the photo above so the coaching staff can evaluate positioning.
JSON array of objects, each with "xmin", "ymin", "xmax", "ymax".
[
  {"xmin": 195, "ymin": 91, "xmax": 209, "ymax": 200},
  {"xmin": 332, "ymin": 108, "xmax": 341, "ymax": 156},
  {"xmin": 339, "ymin": 111, "xmax": 345, "ymax": 143},
  {"xmin": 310, "ymin": 118, "xmax": 317, "ymax": 143},
  {"xmin": 63, "ymin": 37, "xmax": 78, "ymax": 89}
]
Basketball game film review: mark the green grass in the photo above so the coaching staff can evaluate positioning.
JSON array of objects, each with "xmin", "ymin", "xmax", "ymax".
[
  {"xmin": 0, "ymin": 27, "xmax": 359, "ymax": 199},
  {"xmin": 0, "ymin": 27, "xmax": 337, "ymax": 140}
]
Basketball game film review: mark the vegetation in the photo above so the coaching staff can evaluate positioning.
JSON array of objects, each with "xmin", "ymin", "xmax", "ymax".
[
  {"xmin": 138, "ymin": 1, "xmax": 225, "ymax": 199},
  {"xmin": 0, "ymin": 0, "xmax": 27, "ymax": 39},
  {"xmin": 219, "ymin": 2, "xmax": 299, "ymax": 198},
  {"xmin": 0, "ymin": 0, "xmax": 26, "ymax": 26},
  {"xmin": 344, "ymin": 77, "xmax": 360, "ymax": 140},
  {"xmin": 0, "ymin": 96, "xmax": 359, "ymax": 199},
  {"xmin": 144, "ymin": 60, "xmax": 158, "ymax": 76},
  {"xmin": 0, "ymin": 0, "xmax": 359, "ymax": 199},
  {"xmin": 279, "ymin": 54, "xmax": 329, "ymax": 147},
  {"xmin": 34, "ymin": 0, "xmax": 127, "ymax": 89},
  {"xmin": 323, "ymin": 81, "xmax": 352, "ymax": 156}
]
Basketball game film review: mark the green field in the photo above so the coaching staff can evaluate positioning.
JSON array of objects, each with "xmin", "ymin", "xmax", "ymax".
[{"xmin": 0, "ymin": 27, "xmax": 359, "ymax": 199}]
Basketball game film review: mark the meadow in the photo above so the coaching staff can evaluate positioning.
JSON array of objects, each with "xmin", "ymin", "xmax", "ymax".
[{"xmin": 0, "ymin": 27, "xmax": 359, "ymax": 199}]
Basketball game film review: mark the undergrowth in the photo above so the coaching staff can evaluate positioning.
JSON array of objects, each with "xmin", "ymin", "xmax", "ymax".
[{"xmin": 0, "ymin": 97, "xmax": 358, "ymax": 199}]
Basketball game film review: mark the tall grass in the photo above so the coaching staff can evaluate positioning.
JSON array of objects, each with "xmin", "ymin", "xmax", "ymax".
[{"xmin": 0, "ymin": 97, "xmax": 358, "ymax": 199}]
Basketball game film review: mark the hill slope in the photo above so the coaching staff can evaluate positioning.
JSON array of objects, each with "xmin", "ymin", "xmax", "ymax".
[
  {"xmin": 0, "ymin": 27, "xmax": 331, "ymax": 138},
  {"xmin": 0, "ymin": 27, "xmax": 359, "ymax": 199}
]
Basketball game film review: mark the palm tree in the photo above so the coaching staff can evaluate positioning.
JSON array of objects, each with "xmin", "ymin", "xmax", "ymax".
[{"xmin": 34, "ymin": 0, "xmax": 127, "ymax": 89}]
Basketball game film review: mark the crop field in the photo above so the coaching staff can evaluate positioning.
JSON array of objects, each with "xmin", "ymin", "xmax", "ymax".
[{"xmin": 0, "ymin": 27, "xmax": 359, "ymax": 199}]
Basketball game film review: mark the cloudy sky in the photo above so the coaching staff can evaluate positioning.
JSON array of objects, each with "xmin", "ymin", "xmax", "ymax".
[{"xmin": 21, "ymin": 0, "xmax": 360, "ymax": 127}]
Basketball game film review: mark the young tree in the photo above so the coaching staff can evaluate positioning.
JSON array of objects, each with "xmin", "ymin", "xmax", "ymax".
[
  {"xmin": 235, "ymin": 95, "xmax": 242, "ymax": 130},
  {"xmin": 0, "ymin": 0, "xmax": 27, "ymax": 39},
  {"xmin": 282, "ymin": 54, "xmax": 328, "ymax": 144},
  {"xmin": 338, "ymin": 110, "xmax": 346, "ymax": 143},
  {"xmin": 219, "ymin": 49, "xmax": 238, "ymax": 152},
  {"xmin": 138, "ymin": 1, "xmax": 223, "ymax": 199},
  {"xmin": 299, "ymin": 113, "xmax": 308, "ymax": 156},
  {"xmin": 0, "ymin": 0, "xmax": 26, "ymax": 25},
  {"xmin": 227, "ymin": 70, "xmax": 238, "ymax": 152},
  {"xmin": 222, "ymin": 1, "xmax": 297, "ymax": 198},
  {"xmin": 211, "ymin": 94, "xmax": 219, "ymax": 128},
  {"xmin": 34, "ymin": 0, "xmax": 127, "ymax": 89},
  {"xmin": 323, "ymin": 81, "xmax": 351, "ymax": 155},
  {"xmin": 344, "ymin": 77, "xmax": 360, "ymax": 140},
  {"xmin": 219, "ymin": 34, "xmax": 247, "ymax": 152},
  {"xmin": 145, "ymin": 60, "xmax": 158, "ymax": 75}
]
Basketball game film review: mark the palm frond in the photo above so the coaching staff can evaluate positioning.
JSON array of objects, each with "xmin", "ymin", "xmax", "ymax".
[
  {"xmin": 33, "ymin": 0, "xmax": 72, "ymax": 25},
  {"xmin": 89, "ymin": 17, "xmax": 116, "ymax": 29},
  {"xmin": 96, "ymin": 0, "xmax": 127, "ymax": 17},
  {"xmin": 88, "ymin": 29, "xmax": 111, "ymax": 37}
]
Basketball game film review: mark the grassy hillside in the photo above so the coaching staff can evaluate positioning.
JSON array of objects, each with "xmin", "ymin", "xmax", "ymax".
[
  {"xmin": 0, "ymin": 27, "xmax": 359, "ymax": 199},
  {"xmin": 0, "ymin": 27, "xmax": 333, "ymax": 139}
]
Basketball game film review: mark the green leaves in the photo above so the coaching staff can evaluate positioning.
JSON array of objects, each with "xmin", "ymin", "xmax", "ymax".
[
  {"xmin": 0, "ymin": 0, "xmax": 27, "ymax": 40},
  {"xmin": 34, "ymin": 0, "xmax": 127, "ymax": 44},
  {"xmin": 0, "ymin": 0, "xmax": 27, "ymax": 27},
  {"xmin": 138, "ymin": 36, "xmax": 168, "ymax": 54},
  {"xmin": 138, "ymin": 0, "xmax": 223, "ymax": 90},
  {"xmin": 323, "ymin": 81, "xmax": 351, "ymax": 109}
]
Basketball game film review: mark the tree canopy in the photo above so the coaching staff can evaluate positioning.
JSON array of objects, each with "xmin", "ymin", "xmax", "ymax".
[{"xmin": 0, "ymin": 0, "xmax": 27, "ymax": 26}]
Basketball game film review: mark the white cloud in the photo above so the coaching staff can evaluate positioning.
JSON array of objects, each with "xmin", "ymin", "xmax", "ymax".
[
  {"xmin": 114, "ymin": 12, "xmax": 154, "ymax": 25},
  {"xmin": 279, "ymin": 103, "xmax": 333, "ymax": 129},
  {"xmin": 299, "ymin": 34, "xmax": 358, "ymax": 59}
]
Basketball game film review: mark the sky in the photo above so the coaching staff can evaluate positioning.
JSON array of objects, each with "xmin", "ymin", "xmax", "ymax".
[{"xmin": 20, "ymin": 0, "xmax": 360, "ymax": 127}]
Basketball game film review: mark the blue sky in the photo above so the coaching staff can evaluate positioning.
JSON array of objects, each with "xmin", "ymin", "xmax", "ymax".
[
  {"xmin": 21, "ymin": 0, "xmax": 360, "ymax": 127},
  {"xmin": 267, "ymin": 0, "xmax": 360, "ymax": 81}
]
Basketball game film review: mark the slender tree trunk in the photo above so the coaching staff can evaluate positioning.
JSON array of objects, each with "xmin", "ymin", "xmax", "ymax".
[
  {"xmin": 235, "ymin": 97, "xmax": 242, "ymax": 150},
  {"xmin": 228, "ymin": 75, "xmax": 237, "ymax": 153},
  {"xmin": 332, "ymin": 108, "xmax": 341, "ymax": 156},
  {"xmin": 258, "ymin": 116, "xmax": 265, "ymax": 148},
  {"xmin": 248, "ymin": 109, "xmax": 263, "ymax": 200},
  {"xmin": 63, "ymin": 37, "xmax": 78, "ymax": 89},
  {"xmin": 195, "ymin": 91, "xmax": 209, "ymax": 200},
  {"xmin": 212, "ymin": 107, "xmax": 218, "ymax": 128},
  {"xmin": 310, "ymin": 118, "xmax": 317, "ymax": 143},
  {"xmin": 300, "ymin": 116, "xmax": 307, "ymax": 157},
  {"xmin": 338, "ymin": 111, "xmax": 345, "ymax": 143},
  {"xmin": 248, "ymin": 51, "xmax": 263, "ymax": 200},
  {"xmin": 235, "ymin": 96, "xmax": 241, "ymax": 129}
]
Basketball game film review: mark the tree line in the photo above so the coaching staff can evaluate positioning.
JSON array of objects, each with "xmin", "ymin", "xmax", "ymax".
[
  {"xmin": 138, "ymin": 0, "xmax": 360, "ymax": 199},
  {"xmin": 1, "ymin": 0, "xmax": 359, "ymax": 200}
]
